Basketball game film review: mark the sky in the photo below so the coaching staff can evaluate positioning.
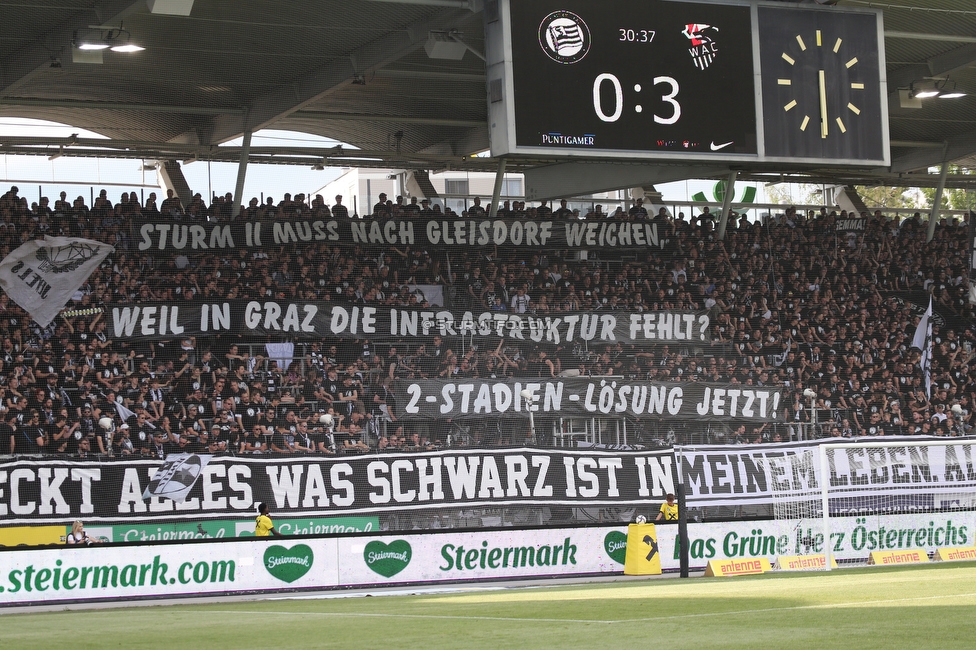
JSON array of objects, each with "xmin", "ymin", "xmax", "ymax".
[{"xmin": 0, "ymin": 119, "xmax": 343, "ymax": 205}]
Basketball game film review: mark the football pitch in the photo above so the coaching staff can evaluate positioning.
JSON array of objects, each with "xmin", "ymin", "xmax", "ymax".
[{"xmin": 3, "ymin": 562, "xmax": 976, "ymax": 649}]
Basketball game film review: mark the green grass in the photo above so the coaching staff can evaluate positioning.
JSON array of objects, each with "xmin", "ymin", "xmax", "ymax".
[{"xmin": 3, "ymin": 563, "xmax": 976, "ymax": 649}]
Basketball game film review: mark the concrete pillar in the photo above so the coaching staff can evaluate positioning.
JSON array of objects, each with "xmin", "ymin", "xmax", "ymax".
[
  {"xmin": 232, "ymin": 130, "xmax": 252, "ymax": 218},
  {"xmin": 927, "ymin": 162, "xmax": 948, "ymax": 243},
  {"xmin": 716, "ymin": 170, "xmax": 738, "ymax": 241},
  {"xmin": 488, "ymin": 157, "xmax": 506, "ymax": 219}
]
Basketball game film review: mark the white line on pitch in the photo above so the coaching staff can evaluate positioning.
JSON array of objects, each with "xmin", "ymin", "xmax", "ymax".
[{"xmin": 165, "ymin": 610, "xmax": 616, "ymax": 625}]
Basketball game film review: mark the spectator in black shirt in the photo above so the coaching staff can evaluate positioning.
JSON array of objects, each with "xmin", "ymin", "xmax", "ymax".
[
  {"xmin": 51, "ymin": 414, "xmax": 77, "ymax": 454},
  {"xmin": 372, "ymin": 193, "xmax": 390, "ymax": 216},
  {"xmin": 468, "ymin": 197, "xmax": 486, "ymax": 216},
  {"xmin": 112, "ymin": 423, "xmax": 136, "ymax": 457},
  {"xmin": 209, "ymin": 423, "xmax": 229, "ymax": 453},
  {"xmin": 292, "ymin": 421, "xmax": 315, "ymax": 453},
  {"xmin": 311, "ymin": 416, "xmax": 336, "ymax": 454},
  {"xmin": 402, "ymin": 196, "xmax": 421, "ymax": 215},
  {"xmin": 17, "ymin": 412, "xmax": 45, "ymax": 454},
  {"xmin": 256, "ymin": 409, "xmax": 277, "ymax": 439},
  {"xmin": 160, "ymin": 189, "xmax": 183, "ymax": 216},
  {"xmin": 336, "ymin": 376, "xmax": 359, "ymax": 418},
  {"xmin": 270, "ymin": 424, "xmax": 292, "ymax": 453},
  {"xmin": 332, "ymin": 195, "xmax": 349, "ymax": 219},
  {"xmin": 0, "ymin": 413, "xmax": 15, "ymax": 455},
  {"xmin": 628, "ymin": 198, "xmax": 648, "ymax": 220},
  {"xmin": 553, "ymin": 199, "xmax": 574, "ymax": 219},
  {"xmin": 75, "ymin": 436, "xmax": 93, "ymax": 458},
  {"xmin": 148, "ymin": 431, "xmax": 168, "ymax": 459},
  {"xmin": 165, "ymin": 432, "xmax": 192, "ymax": 456}
]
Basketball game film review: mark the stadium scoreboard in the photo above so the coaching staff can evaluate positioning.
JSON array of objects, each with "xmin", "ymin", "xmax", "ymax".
[{"xmin": 485, "ymin": 0, "xmax": 889, "ymax": 166}]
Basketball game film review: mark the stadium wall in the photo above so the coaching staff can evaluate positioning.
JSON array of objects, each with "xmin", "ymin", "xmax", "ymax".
[{"xmin": 2, "ymin": 512, "xmax": 973, "ymax": 607}]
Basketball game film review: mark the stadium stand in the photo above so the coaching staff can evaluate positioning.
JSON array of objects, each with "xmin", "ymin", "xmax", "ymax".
[{"xmin": 0, "ymin": 184, "xmax": 971, "ymax": 459}]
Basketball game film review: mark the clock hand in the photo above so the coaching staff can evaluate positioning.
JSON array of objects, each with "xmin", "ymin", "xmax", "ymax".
[{"xmin": 819, "ymin": 69, "xmax": 828, "ymax": 139}]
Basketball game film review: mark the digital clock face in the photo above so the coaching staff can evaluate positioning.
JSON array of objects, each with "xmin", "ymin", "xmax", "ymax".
[{"xmin": 509, "ymin": 0, "xmax": 757, "ymax": 157}]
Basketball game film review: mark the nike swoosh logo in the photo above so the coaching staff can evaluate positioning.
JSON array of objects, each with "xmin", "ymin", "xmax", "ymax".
[{"xmin": 710, "ymin": 141, "xmax": 733, "ymax": 151}]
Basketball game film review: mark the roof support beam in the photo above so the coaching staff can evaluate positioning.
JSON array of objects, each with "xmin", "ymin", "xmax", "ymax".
[
  {"xmin": 416, "ymin": 124, "xmax": 489, "ymax": 157},
  {"xmin": 291, "ymin": 110, "xmax": 483, "ymax": 128},
  {"xmin": 887, "ymin": 43, "xmax": 976, "ymax": 90},
  {"xmin": 0, "ymin": 98, "xmax": 242, "ymax": 116},
  {"xmin": 885, "ymin": 30, "xmax": 976, "ymax": 45},
  {"xmin": 524, "ymin": 163, "xmax": 731, "ymax": 202},
  {"xmin": 890, "ymin": 129, "xmax": 976, "ymax": 172},
  {"xmin": 0, "ymin": 0, "xmax": 147, "ymax": 97},
  {"xmin": 374, "ymin": 69, "xmax": 484, "ymax": 82},
  {"xmin": 361, "ymin": 0, "xmax": 480, "ymax": 8},
  {"xmin": 207, "ymin": 7, "xmax": 477, "ymax": 145}
]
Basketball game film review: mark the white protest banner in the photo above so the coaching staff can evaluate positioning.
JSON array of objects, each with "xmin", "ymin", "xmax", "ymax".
[
  {"xmin": 676, "ymin": 437, "xmax": 976, "ymax": 510},
  {"xmin": 0, "ymin": 237, "xmax": 113, "ymax": 327}
]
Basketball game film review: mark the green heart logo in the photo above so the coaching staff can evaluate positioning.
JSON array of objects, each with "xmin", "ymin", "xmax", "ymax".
[
  {"xmin": 364, "ymin": 540, "xmax": 412, "ymax": 578},
  {"xmin": 263, "ymin": 544, "xmax": 314, "ymax": 583},
  {"xmin": 604, "ymin": 531, "xmax": 628, "ymax": 565}
]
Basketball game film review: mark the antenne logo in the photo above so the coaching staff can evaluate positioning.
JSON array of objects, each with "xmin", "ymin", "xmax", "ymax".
[
  {"xmin": 34, "ymin": 242, "xmax": 100, "ymax": 274},
  {"xmin": 538, "ymin": 10, "xmax": 590, "ymax": 64},
  {"xmin": 681, "ymin": 23, "xmax": 719, "ymax": 70}
]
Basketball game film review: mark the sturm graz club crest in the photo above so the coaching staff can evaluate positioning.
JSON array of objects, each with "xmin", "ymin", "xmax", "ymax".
[
  {"xmin": 144, "ymin": 453, "xmax": 208, "ymax": 502},
  {"xmin": 34, "ymin": 241, "xmax": 101, "ymax": 274},
  {"xmin": 538, "ymin": 10, "xmax": 590, "ymax": 64},
  {"xmin": 682, "ymin": 23, "xmax": 719, "ymax": 70}
]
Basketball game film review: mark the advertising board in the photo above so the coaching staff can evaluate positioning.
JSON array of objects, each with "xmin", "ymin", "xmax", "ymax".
[
  {"xmin": 0, "ymin": 538, "xmax": 338, "ymax": 606},
  {"xmin": 2, "ymin": 512, "xmax": 970, "ymax": 606}
]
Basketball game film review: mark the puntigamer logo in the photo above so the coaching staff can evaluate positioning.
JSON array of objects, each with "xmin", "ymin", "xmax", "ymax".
[
  {"xmin": 364, "ymin": 540, "xmax": 412, "ymax": 578},
  {"xmin": 0, "ymin": 556, "xmax": 234, "ymax": 594},
  {"xmin": 263, "ymin": 544, "xmax": 314, "ymax": 583}
]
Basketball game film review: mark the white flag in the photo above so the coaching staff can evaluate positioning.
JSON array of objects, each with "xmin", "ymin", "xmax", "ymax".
[
  {"xmin": 114, "ymin": 400, "xmax": 155, "ymax": 429},
  {"xmin": 0, "ymin": 237, "xmax": 113, "ymax": 328},
  {"xmin": 911, "ymin": 296, "xmax": 933, "ymax": 399},
  {"xmin": 143, "ymin": 454, "xmax": 213, "ymax": 503},
  {"xmin": 771, "ymin": 339, "xmax": 792, "ymax": 367}
]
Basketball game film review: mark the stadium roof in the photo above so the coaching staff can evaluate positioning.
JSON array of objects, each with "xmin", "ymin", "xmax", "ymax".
[{"xmin": 0, "ymin": 0, "xmax": 974, "ymax": 189}]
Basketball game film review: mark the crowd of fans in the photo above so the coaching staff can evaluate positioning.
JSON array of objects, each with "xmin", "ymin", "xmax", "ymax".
[{"xmin": 0, "ymin": 182, "xmax": 973, "ymax": 458}]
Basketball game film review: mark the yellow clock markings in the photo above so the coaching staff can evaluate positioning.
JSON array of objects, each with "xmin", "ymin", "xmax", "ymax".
[
  {"xmin": 819, "ymin": 69, "xmax": 828, "ymax": 138},
  {"xmin": 777, "ymin": 31, "xmax": 864, "ymax": 136}
]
